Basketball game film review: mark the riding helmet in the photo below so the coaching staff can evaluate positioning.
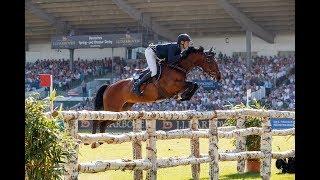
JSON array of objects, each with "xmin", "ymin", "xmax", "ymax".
[{"xmin": 177, "ymin": 33, "xmax": 191, "ymax": 44}]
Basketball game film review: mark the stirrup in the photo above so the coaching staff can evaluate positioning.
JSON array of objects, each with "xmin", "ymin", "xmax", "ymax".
[{"xmin": 132, "ymin": 83, "xmax": 142, "ymax": 96}]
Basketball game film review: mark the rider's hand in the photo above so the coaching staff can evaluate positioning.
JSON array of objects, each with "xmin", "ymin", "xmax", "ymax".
[{"xmin": 180, "ymin": 49, "xmax": 188, "ymax": 59}]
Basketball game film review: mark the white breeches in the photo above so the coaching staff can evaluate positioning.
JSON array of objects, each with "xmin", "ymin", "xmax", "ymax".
[{"xmin": 145, "ymin": 47, "xmax": 157, "ymax": 77}]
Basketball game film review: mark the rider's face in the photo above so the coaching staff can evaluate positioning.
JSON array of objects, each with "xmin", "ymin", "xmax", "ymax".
[{"xmin": 181, "ymin": 41, "xmax": 190, "ymax": 49}]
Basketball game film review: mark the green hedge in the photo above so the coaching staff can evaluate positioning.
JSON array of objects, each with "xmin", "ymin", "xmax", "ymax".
[{"xmin": 25, "ymin": 97, "xmax": 74, "ymax": 180}]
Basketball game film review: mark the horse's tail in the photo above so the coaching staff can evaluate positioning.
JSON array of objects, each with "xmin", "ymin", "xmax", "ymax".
[{"xmin": 94, "ymin": 84, "xmax": 108, "ymax": 110}]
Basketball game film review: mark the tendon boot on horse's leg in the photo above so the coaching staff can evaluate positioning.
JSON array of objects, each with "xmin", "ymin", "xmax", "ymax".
[
  {"xmin": 180, "ymin": 83, "xmax": 199, "ymax": 101},
  {"xmin": 132, "ymin": 70, "xmax": 152, "ymax": 96}
]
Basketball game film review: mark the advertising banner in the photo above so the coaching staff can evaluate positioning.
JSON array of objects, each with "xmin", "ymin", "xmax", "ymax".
[
  {"xmin": 193, "ymin": 80, "xmax": 221, "ymax": 90},
  {"xmin": 270, "ymin": 118, "xmax": 295, "ymax": 129},
  {"xmin": 51, "ymin": 33, "xmax": 142, "ymax": 49},
  {"xmin": 78, "ymin": 119, "xmax": 226, "ymax": 131}
]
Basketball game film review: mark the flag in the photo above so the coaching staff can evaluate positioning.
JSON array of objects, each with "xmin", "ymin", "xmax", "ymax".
[{"xmin": 39, "ymin": 74, "xmax": 52, "ymax": 87}]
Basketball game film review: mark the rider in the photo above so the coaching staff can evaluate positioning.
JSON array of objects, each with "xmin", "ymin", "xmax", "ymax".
[{"xmin": 132, "ymin": 33, "xmax": 192, "ymax": 96}]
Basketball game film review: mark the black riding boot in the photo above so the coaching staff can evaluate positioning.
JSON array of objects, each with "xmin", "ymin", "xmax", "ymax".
[{"xmin": 132, "ymin": 71, "xmax": 152, "ymax": 96}]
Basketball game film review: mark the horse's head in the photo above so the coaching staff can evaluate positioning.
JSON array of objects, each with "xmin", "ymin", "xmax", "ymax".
[{"xmin": 181, "ymin": 46, "xmax": 221, "ymax": 82}]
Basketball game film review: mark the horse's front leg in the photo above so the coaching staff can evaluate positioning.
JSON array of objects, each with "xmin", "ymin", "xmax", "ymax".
[
  {"xmin": 172, "ymin": 81, "xmax": 194, "ymax": 100},
  {"xmin": 180, "ymin": 81, "xmax": 199, "ymax": 101}
]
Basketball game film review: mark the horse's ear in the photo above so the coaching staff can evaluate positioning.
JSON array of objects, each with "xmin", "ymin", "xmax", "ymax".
[
  {"xmin": 199, "ymin": 46, "xmax": 204, "ymax": 52},
  {"xmin": 209, "ymin": 47, "xmax": 213, "ymax": 53}
]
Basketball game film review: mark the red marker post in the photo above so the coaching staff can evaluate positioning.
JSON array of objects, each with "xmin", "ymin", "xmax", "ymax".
[{"xmin": 39, "ymin": 74, "xmax": 53, "ymax": 112}]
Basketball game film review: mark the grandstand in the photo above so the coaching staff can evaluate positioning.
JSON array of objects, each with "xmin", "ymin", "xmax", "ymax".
[{"xmin": 25, "ymin": 0, "xmax": 295, "ymax": 111}]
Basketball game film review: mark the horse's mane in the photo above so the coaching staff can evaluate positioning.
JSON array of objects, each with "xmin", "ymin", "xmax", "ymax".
[{"xmin": 182, "ymin": 46, "xmax": 205, "ymax": 59}]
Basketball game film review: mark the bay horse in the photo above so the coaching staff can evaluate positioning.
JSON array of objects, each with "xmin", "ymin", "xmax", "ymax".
[{"xmin": 91, "ymin": 46, "xmax": 221, "ymax": 146}]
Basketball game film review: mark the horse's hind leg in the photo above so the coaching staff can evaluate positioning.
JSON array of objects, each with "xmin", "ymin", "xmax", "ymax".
[
  {"xmin": 92, "ymin": 120, "xmax": 99, "ymax": 134},
  {"xmin": 84, "ymin": 120, "xmax": 99, "ymax": 146},
  {"xmin": 98, "ymin": 102, "xmax": 133, "ymax": 134},
  {"xmin": 99, "ymin": 121, "xmax": 114, "ymax": 133},
  {"xmin": 122, "ymin": 102, "xmax": 135, "ymax": 111},
  {"xmin": 99, "ymin": 102, "xmax": 133, "ymax": 134},
  {"xmin": 91, "ymin": 101, "xmax": 130, "ymax": 148},
  {"xmin": 97, "ymin": 99, "xmax": 127, "ymax": 132},
  {"xmin": 99, "ymin": 102, "xmax": 127, "ymax": 132},
  {"xmin": 91, "ymin": 121, "xmax": 113, "ymax": 148}
]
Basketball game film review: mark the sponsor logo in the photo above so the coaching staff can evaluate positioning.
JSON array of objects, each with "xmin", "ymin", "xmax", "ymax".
[
  {"xmin": 162, "ymin": 121, "xmax": 173, "ymax": 129},
  {"xmin": 115, "ymin": 33, "xmax": 141, "ymax": 46},
  {"xmin": 81, "ymin": 121, "xmax": 90, "ymax": 128}
]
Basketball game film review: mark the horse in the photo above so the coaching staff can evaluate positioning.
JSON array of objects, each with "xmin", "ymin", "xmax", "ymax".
[{"xmin": 91, "ymin": 46, "xmax": 221, "ymax": 147}]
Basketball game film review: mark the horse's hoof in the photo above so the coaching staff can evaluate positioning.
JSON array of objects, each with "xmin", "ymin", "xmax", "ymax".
[
  {"xmin": 91, "ymin": 142, "xmax": 100, "ymax": 149},
  {"xmin": 98, "ymin": 142, "xmax": 104, "ymax": 145}
]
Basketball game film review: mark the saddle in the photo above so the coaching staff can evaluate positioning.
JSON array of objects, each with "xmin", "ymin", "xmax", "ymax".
[{"xmin": 133, "ymin": 60, "xmax": 164, "ymax": 84}]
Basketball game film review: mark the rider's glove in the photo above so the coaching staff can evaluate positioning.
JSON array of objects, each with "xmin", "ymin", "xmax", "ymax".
[{"xmin": 180, "ymin": 49, "xmax": 188, "ymax": 59}]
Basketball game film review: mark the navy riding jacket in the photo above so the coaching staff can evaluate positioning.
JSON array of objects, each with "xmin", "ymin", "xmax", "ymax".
[{"xmin": 155, "ymin": 43, "xmax": 182, "ymax": 64}]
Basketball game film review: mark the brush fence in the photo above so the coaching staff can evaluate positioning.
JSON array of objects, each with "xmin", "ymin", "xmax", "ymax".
[{"xmin": 58, "ymin": 109, "xmax": 295, "ymax": 180}]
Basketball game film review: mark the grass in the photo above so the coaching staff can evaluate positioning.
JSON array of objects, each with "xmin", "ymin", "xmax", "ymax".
[{"xmin": 78, "ymin": 135, "xmax": 294, "ymax": 180}]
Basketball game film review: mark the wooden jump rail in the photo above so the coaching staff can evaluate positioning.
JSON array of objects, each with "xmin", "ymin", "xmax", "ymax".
[{"xmin": 56, "ymin": 109, "xmax": 295, "ymax": 180}]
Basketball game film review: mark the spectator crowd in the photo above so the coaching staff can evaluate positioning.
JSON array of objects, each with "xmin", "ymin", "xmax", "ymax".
[
  {"xmin": 26, "ymin": 54, "xmax": 295, "ymax": 111},
  {"xmin": 25, "ymin": 57, "xmax": 113, "ymax": 92}
]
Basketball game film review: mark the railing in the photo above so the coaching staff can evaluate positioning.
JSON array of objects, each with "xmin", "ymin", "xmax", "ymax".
[{"xmin": 56, "ymin": 109, "xmax": 295, "ymax": 180}]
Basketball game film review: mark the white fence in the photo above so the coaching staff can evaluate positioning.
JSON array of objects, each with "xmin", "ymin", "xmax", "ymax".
[{"xmin": 57, "ymin": 109, "xmax": 295, "ymax": 180}]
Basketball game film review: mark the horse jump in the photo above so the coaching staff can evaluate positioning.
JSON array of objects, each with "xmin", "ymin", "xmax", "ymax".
[{"xmin": 58, "ymin": 109, "xmax": 295, "ymax": 180}]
